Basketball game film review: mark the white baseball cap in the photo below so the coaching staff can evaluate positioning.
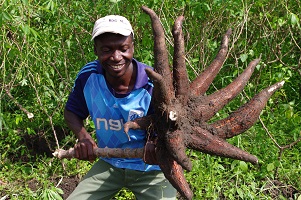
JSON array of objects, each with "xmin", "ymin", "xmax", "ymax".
[{"xmin": 91, "ymin": 15, "xmax": 134, "ymax": 40}]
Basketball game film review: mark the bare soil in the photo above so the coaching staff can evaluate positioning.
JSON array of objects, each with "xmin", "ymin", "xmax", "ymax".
[
  {"xmin": 263, "ymin": 179, "xmax": 299, "ymax": 199},
  {"xmin": 55, "ymin": 176, "xmax": 80, "ymax": 199}
]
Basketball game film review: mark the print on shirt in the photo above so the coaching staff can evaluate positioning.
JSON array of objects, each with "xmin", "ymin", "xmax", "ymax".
[
  {"xmin": 128, "ymin": 109, "xmax": 144, "ymax": 121},
  {"xmin": 96, "ymin": 118, "xmax": 124, "ymax": 131}
]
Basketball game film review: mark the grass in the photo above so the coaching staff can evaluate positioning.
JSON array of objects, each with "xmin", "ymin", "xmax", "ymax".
[{"xmin": 1, "ymin": 0, "xmax": 301, "ymax": 199}]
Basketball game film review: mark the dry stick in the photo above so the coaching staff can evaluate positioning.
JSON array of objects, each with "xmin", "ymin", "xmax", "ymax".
[
  {"xmin": 298, "ymin": 53, "xmax": 301, "ymax": 71},
  {"xmin": 53, "ymin": 147, "xmax": 144, "ymax": 159},
  {"xmin": 289, "ymin": 27, "xmax": 301, "ymax": 50},
  {"xmin": 4, "ymin": 85, "xmax": 34, "ymax": 119},
  {"xmin": 298, "ymin": 69, "xmax": 301, "ymax": 77},
  {"xmin": 259, "ymin": 116, "xmax": 301, "ymax": 178},
  {"xmin": 28, "ymin": 72, "xmax": 60, "ymax": 150}
]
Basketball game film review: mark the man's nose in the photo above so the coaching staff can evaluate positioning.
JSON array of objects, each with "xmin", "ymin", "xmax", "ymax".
[{"xmin": 110, "ymin": 50, "xmax": 122, "ymax": 61}]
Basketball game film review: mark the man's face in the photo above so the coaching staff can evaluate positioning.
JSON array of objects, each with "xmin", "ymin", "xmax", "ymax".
[{"xmin": 94, "ymin": 33, "xmax": 134, "ymax": 79}]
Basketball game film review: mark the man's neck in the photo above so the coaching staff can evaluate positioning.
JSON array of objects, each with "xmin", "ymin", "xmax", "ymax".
[{"xmin": 106, "ymin": 62, "xmax": 137, "ymax": 94}]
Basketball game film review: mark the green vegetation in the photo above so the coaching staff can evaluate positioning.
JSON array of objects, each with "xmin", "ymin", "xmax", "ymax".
[{"xmin": 1, "ymin": 0, "xmax": 300, "ymax": 199}]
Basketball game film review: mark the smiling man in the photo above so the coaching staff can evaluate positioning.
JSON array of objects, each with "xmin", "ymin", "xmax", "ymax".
[{"xmin": 64, "ymin": 15, "xmax": 176, "ymax": 200}]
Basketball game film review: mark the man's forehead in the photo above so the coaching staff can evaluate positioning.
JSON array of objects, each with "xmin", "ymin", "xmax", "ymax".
[{"xmin": 95, "ymin": 34, "xmax": 133, "ymax": 46}]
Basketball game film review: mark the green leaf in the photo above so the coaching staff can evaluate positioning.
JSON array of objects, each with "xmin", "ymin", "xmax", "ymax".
[
  {"xmin": 285, "ymin": 108, "xmax": 293, "ymax": 119},
  {"xmin": 2, "ymin": 11, "xmax": 12, "ymax": 21},
  {"xmin": 202, "ymin": 3, "xmax": 211, "ymax": 11},
  {"xmin": 277, "ymin": 18, "xmax": 285, "ymax": 27},
  {"xmin": 255, "ymin": 64, "xmax": 261, "ymax": 70},
  {"xmin": 237, "ymin": 188, "xmax": 244, "ymax": 199},
  {"xmin": 21, "ymin": 24, "xmax": 31, "ymax": 35},
  {"xmin": 290, "ymin": 13, "xmax": 299, "ymax": 26},
  {"xmin": 15, "ymin": 115, "xmax": 23, "ymax": 125},
  {"xmin": 267, "ymin": 163, "xmax": 274, "ymax": 172},
  {"xmin": 29, "ymin": 27, "xmax": 40, "ymax": 38},
  {"xmin": 240, "ymin": 54, "xmax": 248, "ymax": 63},
  {"xmin": 40, "ymin": 190, "xmax": 48, "ymax": 199},
  {"xmin": 45, "ymin": 72, "xmax": 50, "ymax": 79},
  {"xmin": 55, "ymin": 188, "xmax": 64, "ymax": 195},
  {"xmin": 239, "ymin": 161, "xmax": 248, "ymax": 172},
  {"xmin": 20, "ymin": 79, "xmax": 28, "ymax": 86},
  {"xmin": 248, "ymin": 49, "xmax": 254, "ymax": 57},
  {"xmin": 48, "ymin": 190, "xmax": 63, "ymax": 200}
]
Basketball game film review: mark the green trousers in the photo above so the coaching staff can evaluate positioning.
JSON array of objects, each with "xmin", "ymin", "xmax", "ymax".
[{"xmin": 66, "ymin": 159, "xmax": 177, "ymax": 200}]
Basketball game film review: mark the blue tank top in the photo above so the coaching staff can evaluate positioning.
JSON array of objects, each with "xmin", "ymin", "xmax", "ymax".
[{"xmin": 66, "ymin": 59, "xmax": 160, "ymax": 171}]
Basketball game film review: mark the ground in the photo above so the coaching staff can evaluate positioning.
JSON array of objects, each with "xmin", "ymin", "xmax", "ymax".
[
  {"xmin": 53, "ymin": 176, "xmax": 298, "ymax": 199},
  {"xmin": 1, "ymin": 129, "xmax": 299, "ymax": 199},
  {"xmin": 54, "ymin": 176, "xmax": 80, "ymax": 199}
]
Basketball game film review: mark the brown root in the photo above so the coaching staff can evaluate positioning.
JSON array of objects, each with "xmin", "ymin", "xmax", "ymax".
[
  {"xmin": 165, "ymin": 130, "xmax": 192, "ymax": 171},
  {"xmin": 137, "ymin": 6, "xmax": 283, "ymax": 199},
  {"xmin": 172, "ymin": 16, "xmax": 189, "ymax": 103},
  {"xmin": 156, "ymin": 142, "xmax": 193, "ymax": 200},
  {"xmin": 145, "ymin": 68, "xmax": 172, "ymax": 106},
  {"xmin": 141, "ymin": 6, "xmax": 174, "ymax": 99},
  {"xmin": 192, "ymin": 58, "xmax": 260, "ymax": 122},
  {"xmin": 210, "ymin": 81, "xmax": 285, "ymax": 139},
  {"xmin": 188, "ymin": 127, "xmax": 258, "ymax": 165},
  {"xmin": 189, "ymin": 29, "xmax": 232, "ymax": 97},
  {"xmin": 124, "ymin": 114, "xmax": 154, "ymax": 134}
]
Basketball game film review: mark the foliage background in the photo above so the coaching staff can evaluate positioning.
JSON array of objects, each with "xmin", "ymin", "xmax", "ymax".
[{"xmin": 1, "ymin": 0, "xmax": 301, "ymax": 199}]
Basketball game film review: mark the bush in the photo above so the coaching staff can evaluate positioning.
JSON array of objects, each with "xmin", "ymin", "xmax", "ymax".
[{"xmin": 1, "ymin": 0, "xmax": 300, "ymax": 199}]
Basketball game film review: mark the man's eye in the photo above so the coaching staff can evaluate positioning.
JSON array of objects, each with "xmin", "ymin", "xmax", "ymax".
[
  {"xmin": 121, "ymin": 48, "xmax": 128, "ymax": 52},
  {"xmin": 101, "ymin": 48, "xmax": 111, "ymax": 53}
]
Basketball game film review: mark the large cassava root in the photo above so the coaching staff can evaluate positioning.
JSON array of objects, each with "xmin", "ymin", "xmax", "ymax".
[
  {"xmin": 54, "ymin": 6, "xmax": 284, "ymax": 200},
  {"xmin": 124, "ymin": 6, "xmax": 284, "ymax": 200}
]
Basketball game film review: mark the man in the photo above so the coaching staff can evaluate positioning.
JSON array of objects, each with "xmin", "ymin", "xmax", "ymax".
[{"xmin": 64, "ymin": 15, "xmax": 177, "ymax": 199}]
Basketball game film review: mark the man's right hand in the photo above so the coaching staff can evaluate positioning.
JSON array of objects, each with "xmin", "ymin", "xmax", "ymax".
[
  {"xmin": 74, "ymin": 136, "xmax": 97, "ymax": 162},
  {"xmin": 64, "ymin": 109, "xmax": 98, "ymax": 162},
  {"xmin": 64, "ymin": 109, "xmax": 97, "ymax": 162}
]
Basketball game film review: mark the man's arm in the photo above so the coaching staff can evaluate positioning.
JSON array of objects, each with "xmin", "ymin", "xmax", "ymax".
[{"xmin": 64, "ymin": 108, "xmax": 97, "ymax": 161}]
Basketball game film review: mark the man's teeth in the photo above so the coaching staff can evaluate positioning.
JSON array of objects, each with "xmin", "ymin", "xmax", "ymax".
[{"xmin": 111, "ymin": 64, "xmax": 124, "ymax": 69}]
